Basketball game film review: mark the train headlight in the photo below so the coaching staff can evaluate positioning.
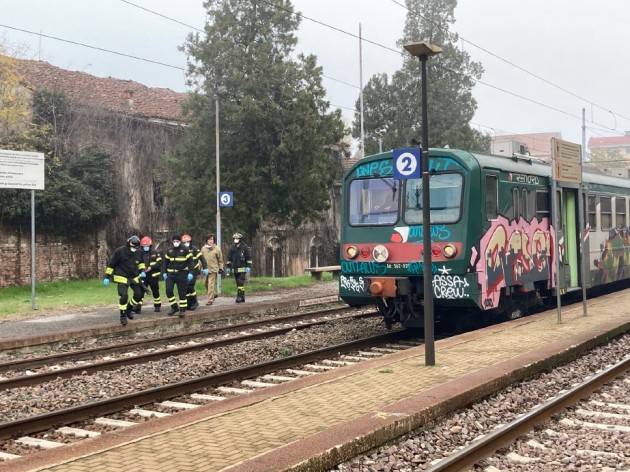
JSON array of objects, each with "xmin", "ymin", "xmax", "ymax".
[
  {"xmin": 346, "ymin": 245, "xmax": 359, "ymax": 259},
  {"xmin": 442, "ymin": 244, "xmax": 457, "ymax": 258},
  {"xmin": 372, "ymin": 244, "xmax": 389, "ymax": 263}
]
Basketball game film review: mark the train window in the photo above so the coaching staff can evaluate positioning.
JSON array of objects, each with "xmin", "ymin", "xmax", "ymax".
[
  {"xmin": 615, "ymin": 197, "xmax": 626, "ymax": 228},
  {"xmin": 348, "ymin": 178, "xmax": 398, "ymax": 226},
  {"xmin": 521, "ymin": 188, "xmax": 529, "ymax": 219},
  {"xmin": 600, "ymin": 196, "xmax": 612, "ymax": 230},
  {"xmin": 512, "ymin": 188, "xmax": 520, "ymax": 219},
  {"xmin": 587, "ymin": 195, "xmax": 597, "ymax": 230},
  {"xmin": 485, "ymin": 175, "xmax": 498, "ymax": 219},
  {"xmin": 535, "ymin": 191, "xmax": 550, "ymax": 219},
  {"xmin": 404, "ymin": 173, "xmax": 463, "ymax": 224}
]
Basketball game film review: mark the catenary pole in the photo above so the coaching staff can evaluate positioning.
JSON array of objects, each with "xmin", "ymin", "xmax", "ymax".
[
  {"xmin": 579, "ymin": 108, "xmax": 588, "ymax": 316},
  {"xmin": 215, "ymin": 96, "xmax": 222, "ymax": 295},
  {"xmin": 31, "ymin": 189, "xmax": 37, "ymax": 310},
  {"xmin": 551, "ymin": 140, "xmax": 562, "ymax": 323},
  {"xmin": 359, "ymin": 23, "xmax": 365, "ymax": 158}
]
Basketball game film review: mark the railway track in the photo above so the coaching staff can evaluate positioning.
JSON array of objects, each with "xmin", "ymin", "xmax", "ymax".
[
  {"xmin": 0, "ymin": 331, "xmax": 421, "ymax": 461},
  {"xmin": 428, "ymin": 356, "xmax": 630, "ymax": 471},
  {"xmin": 0, "ymin": 306, "xmax": 378, "ymax": 389}
]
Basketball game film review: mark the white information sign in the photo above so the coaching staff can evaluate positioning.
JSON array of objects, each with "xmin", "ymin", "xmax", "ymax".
[{"xmin": 0, "ymin": 149, "xmax": 45, "ymax": 190}]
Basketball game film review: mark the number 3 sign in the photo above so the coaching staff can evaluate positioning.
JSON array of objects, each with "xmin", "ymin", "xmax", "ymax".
[{"xmin": 392, "ymin": 147, "xmax": 422, "ymax": 180}]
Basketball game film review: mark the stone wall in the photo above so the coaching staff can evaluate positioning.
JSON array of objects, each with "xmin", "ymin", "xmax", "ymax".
[{"xmin": 0, "ymin": 224, "xmax": 106, "ymax": 287}]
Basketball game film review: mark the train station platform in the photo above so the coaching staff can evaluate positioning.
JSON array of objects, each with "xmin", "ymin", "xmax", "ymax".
[{"xmin": 7, "ymin": 290, "xmax": 630, "ymax": 472}]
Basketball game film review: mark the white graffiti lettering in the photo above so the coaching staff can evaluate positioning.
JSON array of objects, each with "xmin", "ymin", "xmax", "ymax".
[
  {"xmin": 432, "ymin": 274, "xmax": 470, "ymax": 299},
  {"xmin": 340, "ymin": 275, "xmax": 366, "ymax": 294}
]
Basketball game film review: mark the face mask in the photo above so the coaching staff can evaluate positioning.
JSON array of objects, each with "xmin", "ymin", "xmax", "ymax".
[
  {"xmin": 130, "ymin": 247, "xmax": 137, "ymax": 252},
  {"xmin": 173, "ymin": 241, "xmax": 181, "ymax": 248},
  {"xmin": 233, "ymin": 239, "xmax": 240, "ymax": 244},
  {"xmin": 184, "ymin": 242, "xmax": 190, "ymax": 248},
  {"xmin": 143, "ymin": 246, "xmax": 150, "ymax": 252}
]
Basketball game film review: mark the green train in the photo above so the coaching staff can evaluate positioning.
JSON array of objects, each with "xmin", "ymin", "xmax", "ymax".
[{"xmin": 339, "ymin": 148, "xmax": 630, "ymax": 327}]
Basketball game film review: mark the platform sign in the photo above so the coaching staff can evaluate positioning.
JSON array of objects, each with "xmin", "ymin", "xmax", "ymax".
[
  {"xmin": 392, "ymin": 147, "xmax": 422, "ymax": 180},
  {"xmin": 0, "ymin": 149, "xmax": 45, "ymax": 190},
  {"xmin": 219, "ymin": 191, "xmax": 234, "ymax": 207},
  {"xmin": 551, "ymin": 138, "xmax": 582, "ymax": 184}
]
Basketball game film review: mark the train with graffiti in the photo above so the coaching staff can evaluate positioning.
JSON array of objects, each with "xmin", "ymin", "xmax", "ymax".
[{"xmin": 339, "ymin": 148, "xmax": 630, "ymax": 328}]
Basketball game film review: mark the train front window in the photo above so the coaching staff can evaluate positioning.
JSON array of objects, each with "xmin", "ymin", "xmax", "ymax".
[
  {"xmin": 348, "ymin": 178, "xmax": 399, "ymax": 226},
  {"xmin": 404, "ymin": 173, "xmax": 463, "ymax": 224}
]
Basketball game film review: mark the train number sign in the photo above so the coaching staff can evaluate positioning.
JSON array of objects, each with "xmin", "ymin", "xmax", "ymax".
[
  {"xmin": 219, "ymin": 191, "xmax": 234, "ymax": 207},
  {"xmin": 392, "ymin": 147, "xmax": 422, "ymax": 180}
]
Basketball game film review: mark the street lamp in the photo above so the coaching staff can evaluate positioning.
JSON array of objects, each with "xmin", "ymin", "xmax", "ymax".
[{"xmin": 403, "ymin": 40, "xmax": 442, "ymax": 366}]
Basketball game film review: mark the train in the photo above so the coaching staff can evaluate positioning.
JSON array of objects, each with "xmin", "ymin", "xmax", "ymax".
[{"xmin": 339, "ymin": 148, "xmax": 630, "ymax": 328}]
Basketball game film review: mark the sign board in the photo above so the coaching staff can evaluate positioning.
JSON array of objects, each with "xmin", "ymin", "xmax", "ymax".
[
  {"xmin": 392, "ymin": 147, "xmax": 422, "ymax": 180},
  {"xmin": 551, "ymin": 138, "xmax": 582, "ymax": 184},
  {"xmin": 0, "ymin": 149, "xmax": 45, "ymax": 190},
  {"xmin": 219, "ymin": 191, "xmax": 234, "ymax": 207}
]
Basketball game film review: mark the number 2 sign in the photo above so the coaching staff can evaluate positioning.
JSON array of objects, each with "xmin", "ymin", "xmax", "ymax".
[{"xmin": 392, "ymin": 147, "xmax": 422, "ymax": 180}]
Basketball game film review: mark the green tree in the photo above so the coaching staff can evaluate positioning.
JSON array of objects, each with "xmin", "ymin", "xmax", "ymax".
[
  {"xmin": 354, "ymin": 0, "xmax": 489, "ymax": 155},
  {"xmin": 165, "ymin": 0, "xmax": 345, "ymax": 239}
]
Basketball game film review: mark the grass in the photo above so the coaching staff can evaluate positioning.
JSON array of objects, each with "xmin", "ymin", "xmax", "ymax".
[{"xmin": 0, "ymin": 272, "xmax": 333, "ymax": 318}]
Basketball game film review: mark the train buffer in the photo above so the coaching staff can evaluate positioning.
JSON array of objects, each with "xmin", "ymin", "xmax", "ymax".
[{"xmin": 305, "ymin": 264, "xmax": 341, "ymax": 280}]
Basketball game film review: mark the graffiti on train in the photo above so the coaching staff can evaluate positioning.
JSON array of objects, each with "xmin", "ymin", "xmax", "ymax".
[
  {"xmin": 476, "ymin": 215, "xmax": 555, "ymax": 309},
  {"xmin": 340, "ymin": 275, "xmax": 367, "ymax": 294},
  {"xmin": 432, "ymin": 274, "xmax": 470, "ymax": 299}
]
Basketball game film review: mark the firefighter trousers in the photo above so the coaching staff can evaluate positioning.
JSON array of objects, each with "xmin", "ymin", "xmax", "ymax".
[
  {"xmin": 117, "ymin": 283, "xmax": 143, "ymax": 316},
  {"xmin": 165, "ymin": 273, "xmax": 188, "ymax": 312},
  {"xmin": 234, "ymin": 272, "xmax": 247, "ymax": 302},
  {"xmin": 143, "ymin": 277, "xmax": 161, "ymax": 308},
  {"xmin": 186, "ymin": 272, "xmax": 199, "ymax": 308}
]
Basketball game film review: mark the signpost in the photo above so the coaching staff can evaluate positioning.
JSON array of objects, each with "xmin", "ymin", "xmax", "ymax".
[
  {"xmin": 0, "ymin": 149, "xmax": 45, "ymax": 310},
  {"xmin": 392, "ymin": 147, "xmax": 422, "ymax": 180},
  {"xmin": 550, "ymin": 138, "xmax": 584, "ymax": 323}
]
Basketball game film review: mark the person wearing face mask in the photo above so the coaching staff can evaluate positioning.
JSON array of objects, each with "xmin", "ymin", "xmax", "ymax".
[
  {"xmin": 103, "ymin": 235, "xmax": 146, "ymax": 326},
  {"xmin": 181, "ymin": 234, "xmax": 208, "ymax": 311},
  {"xmin": 162, "ymin": 234, "xmax": 195, "ymax": 317},
  {"xmin": 226, "ymin": 232, "xmax": 252, "ymax": 303},
  {"xmin": 200, "ymin": 234, "xmax": 224, "ymax": 305},
  {"xmin": 139, "ymin": 236, "xmax": 163, "ymax": 312}
]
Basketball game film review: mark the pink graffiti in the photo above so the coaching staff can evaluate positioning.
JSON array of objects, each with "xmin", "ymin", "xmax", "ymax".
[{"xmin": 476, "ymin": 216, "xmax": 556, "ymax": 309}]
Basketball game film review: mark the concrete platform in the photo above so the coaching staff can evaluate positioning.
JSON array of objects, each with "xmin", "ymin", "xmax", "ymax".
[
  {"xmin": 4, "ymin": 289, "xmax": 630, "ymax": 472},
  {"xmin": 0, "ymin": 282, "xmax": 338, "ymax": 349}
]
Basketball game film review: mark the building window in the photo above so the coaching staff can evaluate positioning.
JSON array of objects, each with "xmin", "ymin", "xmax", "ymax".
[
  {"xmin": 600, "ymin": 196, "xmax": 612, "ymax": 231},
  {"xmin": 587, "ymin": 195, "xmax": 597, "ymax": 230},
  {"xmin": 485, "ymin": 175, "xmax": 498, "ymax": 219},
  {"xmin": 616, "ymin": 197, "xmax": 627, "ymax": 228},
  {"xmin": 535, "ymin": 191, "xmax": 549, "ymax": 219}
]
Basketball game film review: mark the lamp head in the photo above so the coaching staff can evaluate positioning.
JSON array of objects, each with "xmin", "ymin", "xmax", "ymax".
[{"xmin": 403, "ymin": 41, "xmax": 443, "ymax": 58}]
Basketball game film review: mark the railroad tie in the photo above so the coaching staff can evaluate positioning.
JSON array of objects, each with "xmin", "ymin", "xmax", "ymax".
[
  {"xmin": 159, "ymin": 401, "xmax": 200, "ymax": 410},
  {"xmin": 190, "ymin": 393, "xmax": 226, "ymax": 401},
  {"xmin": 370, "ymin": 347, "xmax": 399, "ymax": 353},
  {"xmin": 321, "ymin": 359, "xmax": 355, "ymax": 366},
  {"xmin": 588, "ymin": 400, "xmax": 630, "ymax": 411},
  {"xmin": 0, "ymin": 451, "xmax": 21, "ymax": 460},
  {"xmin": 304, "ymin": 363, "xmax": 336, "ymax": 371},
  {"xmin": 57, "ymin": 427, "xmax": 101, "ymax": 438},
  {"xmin": 216, "ymin": 386, "xmax": 254, "ymax": 395},
  {"xmin": 129, "ymin": 408, "xmax": 171, "ymax": 418},
  {"xmin": 356, "ymin": 351, "xmax": 382, "ymax": 357},
  {"xmin": 261, "ymin": 374, "xmax": 295, "ymax": 382},
  {"xmin": 16, "ymin": 437, "xmax": 64, "ymax": 449},
  {"xmin": 241, "ymin": 380, "xmax": 276, "ymax": 388},
  {"xmin": 95, "ymin": 417, "xmax": 138, "ymax": 428},
  {"xmin": 285, "ymin": 369, "xmax": 315, "ymax": 376}
]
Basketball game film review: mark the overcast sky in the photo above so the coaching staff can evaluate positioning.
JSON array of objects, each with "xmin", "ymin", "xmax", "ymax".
[{"xmin": 2, "ymin": 0, "xmax": 629, "ymax": 145}]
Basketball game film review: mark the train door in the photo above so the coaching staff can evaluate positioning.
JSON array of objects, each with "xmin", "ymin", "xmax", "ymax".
[{"xmin": 557, "ymin": 188, "xmax": 580, "ymax": 288}]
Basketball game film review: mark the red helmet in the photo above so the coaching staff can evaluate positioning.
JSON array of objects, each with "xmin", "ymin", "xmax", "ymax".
[
  {"xmin": 181, "ymin": 234, "xmax": 192, "ymax": 243},
  {"xmin": 140, "ymin": 236, "xmax": 152, "ymax": 247}
]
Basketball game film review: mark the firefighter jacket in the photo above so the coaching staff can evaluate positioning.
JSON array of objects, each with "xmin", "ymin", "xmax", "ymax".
[
  {"xmin": 188, "ymin": 245, "xmax": 207, "ymax": 274},
  {"xmin": 141, "ymin": 250, "xmax": 163, "ymax": 279},
  {"xmin": 201, "ymin": 245, "xmax": 224, "ymax": 273},
  {"xmin": 162, "ymin": 246, "xmax": 195, "ymax": 274},
  {"xmin": 105, "ymin": 246, "xmax": 144, "ymax": 285},
  {"xmin": 226, "ymin": 243, "xmax": 252, "ymax": 273}
]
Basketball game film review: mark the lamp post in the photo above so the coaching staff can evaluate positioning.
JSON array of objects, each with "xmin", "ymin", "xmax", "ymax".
[{"xmin": 403, "ymin": 40, "xmax": 442, "ymax": 366}]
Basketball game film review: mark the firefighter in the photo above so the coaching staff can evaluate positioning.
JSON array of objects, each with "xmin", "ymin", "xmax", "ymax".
[
  {"xmin": 140, "ymin": 236, "xmax": 163, "ymax": 312},
  {"xmin": 162, "ymin": 234, "xmax": 195, "ymax": 317},
  {"xmin": 181, "ymin": 234, "xmax": 208, "ymax": 311},
  {"xmin": 103, "ymin": 235, "xmax": 146, "ymax": 326},
  {"xmin": 226, "ymin": 232, "xmax": 252, "ymax": 303}
]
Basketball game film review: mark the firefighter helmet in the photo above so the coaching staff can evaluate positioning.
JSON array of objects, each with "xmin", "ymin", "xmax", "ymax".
[
  {"xmin": 232, "ymin": 232, "xmax": 243, "ymax": 240},
  {"xmin": 140, "ymin": 236, "xmax": 152, "ymax": 247},
  {"xmin": 181, "ymin": 234, "xmax": 192, "ymax": 243},
  {"xmin": 127, "ymin": 235, "xmax": 141, "ymax": 247},
  {"xmin": 171, "ymin": 234, "xmax": 182, "ymax": 242}
]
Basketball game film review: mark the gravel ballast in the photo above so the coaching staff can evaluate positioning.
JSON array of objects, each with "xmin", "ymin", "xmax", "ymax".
[{"xmin": 334, "ymin": 333, "xmax": 630, "ymax": 472}]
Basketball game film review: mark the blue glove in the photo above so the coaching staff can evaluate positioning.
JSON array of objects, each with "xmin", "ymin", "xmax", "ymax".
[
  {"xmin": 246, "ymin": 267, "xmax": 251, "ymax": 273},
  {"xmin": 202, "ymin": 268, "xmax": 209, "ymax": 276},
  {"xmin": 139, "ymin": 271, "xmax": 146, "ymax": 279},
  {"xmin": 162, "ymin": 273, "xmax": 168, "ymax": 281},
  {"xmin": 103, "ymin": 278, "xmax": 110, "ymax": 287},
  {"xmin": 187, "ymin": 272, "xmax": 194, "ymax": 282}
]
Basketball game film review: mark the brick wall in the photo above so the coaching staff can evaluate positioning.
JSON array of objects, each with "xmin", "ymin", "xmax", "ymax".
[{"xmin": 0, "ymin": 225, "xmax": 107, "ymax": 287}]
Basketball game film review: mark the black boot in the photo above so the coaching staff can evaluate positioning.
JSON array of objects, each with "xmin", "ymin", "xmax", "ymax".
[
  {"xmin": 188, "ymin": 299, "xmax": 199, "ymax": 311},
  {"xmin": 154, "ymin": 305, "xmax": 161, "ymax": 313},
  {"xmin": 125, "ymin": 305, "xmax": 135, "ymax": 320},
  {"xmin": 120, "ymin": 310, "xmax": 128, "ymax": 326},
  {"xmin": 178, "ymin": 308, "xmax": 186, "ymax": 319},
  {"xmin": 168, "ymin": 305, "xmax": 179, "ymax": 316}
]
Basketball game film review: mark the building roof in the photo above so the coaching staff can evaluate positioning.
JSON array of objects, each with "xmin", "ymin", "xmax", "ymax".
[
  {"xmin": 11, "ymin": 57, "xmax": 186, "ymax": 123},
  {"xmin": 589, "ymin": 135, "xmax": 630, "ymax": 148}
]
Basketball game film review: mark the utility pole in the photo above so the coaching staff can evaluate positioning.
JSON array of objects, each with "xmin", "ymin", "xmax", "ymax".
[
  {"xmin": 359, "ymin": 23, "xmax": 365, "ymax": 158},
  {"xmin": 215, "ymin": 96, "xmax": 221, "ymax": 295},
  {"xmin": 579, "ymin": 108, "xmax": 588, "ymax": 316}
]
